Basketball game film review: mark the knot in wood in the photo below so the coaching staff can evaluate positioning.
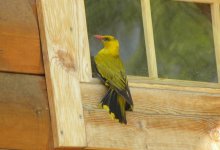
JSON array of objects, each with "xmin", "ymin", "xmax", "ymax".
[{"xmin": 56, "ymin": 50, "xmax": 75, "ymax": 71}]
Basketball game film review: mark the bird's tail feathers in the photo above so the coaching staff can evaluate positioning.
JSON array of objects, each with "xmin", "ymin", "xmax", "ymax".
[{"xmin": 99, "ymin": 89, "xmax": 127, "ymax": 124}]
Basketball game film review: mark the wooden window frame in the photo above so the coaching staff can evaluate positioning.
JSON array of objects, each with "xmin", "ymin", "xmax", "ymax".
[
  {"xmin": 140, "ymin": 0, "xmax": 220, "ymax": 87},
  {"xmin": 37, "ymin": 0, "xmax": 220, "ymax": 149}
]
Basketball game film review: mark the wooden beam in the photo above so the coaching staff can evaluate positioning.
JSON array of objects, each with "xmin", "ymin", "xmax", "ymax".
[
  {"xmin": 81, "ymin": 83, "xmax": 220, "ymax": 119},
  {"xmin": 0, "ymin": 72, "xmax": 52, "ymax": 150},
  {"xmin": 85, "ymin": 112, "xmax": 220, "ymax": 150},
  {"xmin": 0, "ymin": 0, "xmax": 44, "ymax": 74},
  {"xmin": 141, "ymin": 0, "xmax": 158, "ymax": 78},
  {"xmin": 81, "ymin": 83, "xmax": 220, "ymax": 150},
  {"xmin": 90, "ymin": 75, "xmax": 220, "ymax": 91},
  {"xmin": 175, "ymin": 0, "xmax": 220, "ymax": 3},
  {"xmin": 77, "ymin": 0, "xmax": 92, "ymax": 82},
  {"xmin": 37, "ymin": 0, "xmax": 87, "ymax": 148},
  {"xmin": 128, "ymin": 76, "xmax": 220, "ymax": 89},
  {"xmin": 211, "ymin": 3, "xmax": 220, "ymax": 82},
  {"xmin": 91, "ymin": 77, "xmax": 220, "ymax": 94}
]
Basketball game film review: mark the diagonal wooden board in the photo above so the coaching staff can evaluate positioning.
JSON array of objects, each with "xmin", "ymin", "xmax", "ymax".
[{"xmin": 37, "ymin": 0, "xmax": 91, "ymax": 147}]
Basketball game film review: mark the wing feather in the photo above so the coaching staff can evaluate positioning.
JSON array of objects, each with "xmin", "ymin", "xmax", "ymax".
[{"xmin": 95, "ymin": 54, "xmax": 133, "ymax": 108}]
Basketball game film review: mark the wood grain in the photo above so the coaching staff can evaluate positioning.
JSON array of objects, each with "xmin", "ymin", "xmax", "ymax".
[
  {"xmin": 141, "ymin": 0, "xmax": 158, "ymax": 78},
  {"xmin": 85, "ymin": 111, "xmax": 220, "ymax": 150},
  {"xmin": 81, "ymin": 83, "xmax": 220, "ymax": 150},
  {"xmin": 0, "ymin": 72, "xmax": 52, "ymax": 150},
  {"xmin": 0, "ymin": 0, "xmax": 44, "ymax": 74},
  {"xmin": 211, "ymin": 3, "xmax": 220, "ymax": 82},
  {"xmin": 37, "ymin": 0, "xmax": 87, "ymax": 147},
  {"xmin": 81, "ymin": 83, "xmax": 220, "ymax": 118}
]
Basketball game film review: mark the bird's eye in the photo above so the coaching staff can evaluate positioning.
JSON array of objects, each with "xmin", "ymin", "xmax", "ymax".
[{"xmin": 103, "ymin": 38, "xmax": 110, "ymax": 41}]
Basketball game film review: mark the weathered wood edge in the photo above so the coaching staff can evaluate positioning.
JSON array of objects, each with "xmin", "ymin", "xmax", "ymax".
[{"xmin": 78, "ymin": 0, "xmax": 92, "ymax": 82}]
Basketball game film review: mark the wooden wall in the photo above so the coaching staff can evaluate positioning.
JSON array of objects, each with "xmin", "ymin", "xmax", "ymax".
[
  {"xmin": 0, "ymin": 0, "xmax": 44, "ymax": 74},
  {"xmin": 0, "ymin": 72, "xmax": 53, "ymax": 150},
  {"xmin": 0, "ymin": 0, "xmax": 53, "ymax": 149}
]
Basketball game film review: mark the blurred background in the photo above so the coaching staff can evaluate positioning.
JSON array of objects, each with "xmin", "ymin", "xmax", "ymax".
[{"xmin": 85, "ymin": 0, "xmax": 217, "ymax": 82}]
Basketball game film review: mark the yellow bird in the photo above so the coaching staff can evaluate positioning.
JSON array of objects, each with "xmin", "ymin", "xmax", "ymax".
[{"xmin": 94, "ymin": 35, "xmax": 133, "ymax": 124}]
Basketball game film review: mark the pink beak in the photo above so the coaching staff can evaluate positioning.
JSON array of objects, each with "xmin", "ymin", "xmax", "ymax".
[{"xmin": 94, "ymin": 35, "xmax": 104, "ymax": 40}]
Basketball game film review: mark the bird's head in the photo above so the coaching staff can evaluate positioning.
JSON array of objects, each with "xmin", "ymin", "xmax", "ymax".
[{"xmin": 94, "ymin": 35, "xmax": 119, "ymax": 50}]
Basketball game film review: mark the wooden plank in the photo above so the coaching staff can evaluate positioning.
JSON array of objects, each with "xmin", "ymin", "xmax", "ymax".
[
  {"xmin": 56, "ymin": 148, "xmax": 84, "ymax": 150},
  {"xmin": 81, "ymin": 83, "xmax": 220, "ymax": 150},
  {"xmin": 127, "ymin": 76, "xmax": 220, "ymax": 89},
  {"xmin": 0, "ymin": 0, "xmax": 44, "ymax": 74},
  {"xmin": 81, "ymin": 83, "xmax": 220, "ymax": 119},
  {"xmin": 141, "ymin": 0, "xmax": 158, "ymax": 78},
  {"xmin": 0, "ymin": 72, "xmax": 53, "ymax": 150},
  {"xmin": 85, "ymin": 111, "xmax": 220, "ymax": 150},
  {"xmin": 89, "ymin": 77, "xmax": 220, "ymax": 93},
  {"xmin": 77, "ymin": 0, "xmax": 92, "ymax": 82},
  {"xmin": 211, "ymin": 3, "xmax": 220, "ymax": 82},
  {"xmin": 37, "ymin": 0, "xmax": 87, "ymax": 148},
  {"xmin": 175, "ymin": 0, "xmax": 219, "ymax": 3}
]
